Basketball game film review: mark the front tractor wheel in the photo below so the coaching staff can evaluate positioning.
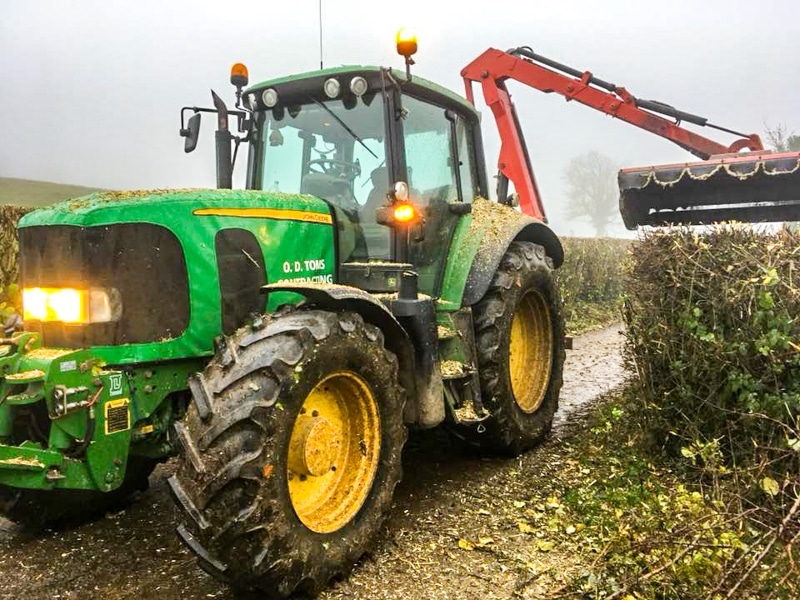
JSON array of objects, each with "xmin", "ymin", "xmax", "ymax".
[
  {"xmin": 169, "ymin": 309, "xmax": 405, "ymax": 598},
  {"xmin": 456, "ymin": 241, "xmax": 565, "ymax": 456},
  {"xmin": 287, "ymin": 370, "xmax": 381, "ymax": 534}
]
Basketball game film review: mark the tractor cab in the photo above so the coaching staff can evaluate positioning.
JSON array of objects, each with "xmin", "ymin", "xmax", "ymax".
[
  {"xmin": 184, "ymin": 58, "xmax": 489, "ymax": 297},
  {"xmin": 247, "ymin": 65, "xmax": 489, "ymax": 295}
]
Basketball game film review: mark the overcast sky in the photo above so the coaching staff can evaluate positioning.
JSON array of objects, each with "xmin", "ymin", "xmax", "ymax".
[{"xmin": 2, "ymin": 0, "xmax": 798, "ymax": 236}]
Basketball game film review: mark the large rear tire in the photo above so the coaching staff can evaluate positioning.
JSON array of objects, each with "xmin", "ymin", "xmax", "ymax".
[
  {"xmin": 455, "ymin": 241, "xmax": 565, "ymax": 456},
  {"xmin": 169, "ymin": 308, "xmax": 405, "ymax": 598}
]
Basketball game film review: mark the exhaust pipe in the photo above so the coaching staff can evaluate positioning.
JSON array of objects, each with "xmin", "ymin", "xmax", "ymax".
[{"xmin": 212, "ymin": 91, "xmax": 233, "ymax": 190}]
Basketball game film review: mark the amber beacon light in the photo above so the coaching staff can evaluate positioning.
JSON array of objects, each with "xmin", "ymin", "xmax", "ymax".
[
  {"xmin": 396, "ymin": 27, "xmax": 418, "ymax": 78},
  {"xmin": 395, "ymin": 27, "xmax": 418, "ymax": 58},
  {"xmin": 230, "ymin": 63, "xmax": 249, "ymax": 88}
]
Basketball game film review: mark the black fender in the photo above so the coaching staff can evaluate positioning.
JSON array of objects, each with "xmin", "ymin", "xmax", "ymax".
[
  {"xmin": 462, "ymin": 217, "xmax": 563, "ymax": 307},
  {"xmin": 262, "ymin": 282, "xmax": 421, "ymax": 424}
]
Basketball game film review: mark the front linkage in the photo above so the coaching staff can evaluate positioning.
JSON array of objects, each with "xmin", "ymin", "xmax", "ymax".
[
  {"xmin": 0, "ymin": 331, "xmax": 198, "ymax": 514},
  {"xmin": 0, "ymin": 330, "xmax": 134, "ymax": 493}
]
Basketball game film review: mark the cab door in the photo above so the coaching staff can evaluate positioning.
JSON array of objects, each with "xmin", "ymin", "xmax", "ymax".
[{"xmin": 398, "ymin": 95, "xmax": 481, "ymax": 296}]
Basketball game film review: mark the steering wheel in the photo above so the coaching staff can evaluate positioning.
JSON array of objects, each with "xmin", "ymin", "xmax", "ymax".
[{"xmin": 307, "ymin": 158, "xmax": 361, "ymax": 181}]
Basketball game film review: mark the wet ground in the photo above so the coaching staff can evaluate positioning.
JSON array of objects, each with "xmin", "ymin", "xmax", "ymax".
[{"xmin": 0, "ymin": 324, "xmax": 626, "ymax": 600}]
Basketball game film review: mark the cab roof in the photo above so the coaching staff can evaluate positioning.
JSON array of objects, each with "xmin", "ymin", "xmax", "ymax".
[{"xmin": 247, "ymin": 65, "xmax": 478, "ymax": 118}]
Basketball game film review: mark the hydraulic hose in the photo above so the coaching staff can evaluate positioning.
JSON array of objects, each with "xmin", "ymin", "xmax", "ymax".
[{"xmin": 65, "ymin": 386, "xmax": 102, "ymax": 458}]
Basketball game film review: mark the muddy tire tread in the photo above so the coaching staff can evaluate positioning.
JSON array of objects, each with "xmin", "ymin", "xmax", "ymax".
[
  {"xmin": 459, "ymin": 241, "xmax": 565, "ymax": 456},
  {"xmin": 170, "ymin": 307, "xmax": 405, "ymax": 598}
]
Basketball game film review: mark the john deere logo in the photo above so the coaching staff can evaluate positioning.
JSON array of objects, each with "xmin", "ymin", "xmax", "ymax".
[{"xmin": 109, "ymin": 374, "xmax": 124, "ymax": 397}]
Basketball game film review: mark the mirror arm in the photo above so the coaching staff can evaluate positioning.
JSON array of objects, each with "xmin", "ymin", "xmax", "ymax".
[{"xmin": 178, "ymin": 97, "xmax": 252, "ymax": 184}]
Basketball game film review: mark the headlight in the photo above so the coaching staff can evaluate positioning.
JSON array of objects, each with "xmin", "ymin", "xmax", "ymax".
[
  {"xmin": 350, "ymin": 76, "xmax": 368, "ymax": 97},
  {"xmin": 23, "ymin": 287, "xmax": 121, "ymax": 324},
  {"xmin": 323, "ymin": 78, "xmax": 341, "ymax": 99},
  {"xmin": 262, "ymin": 88, "xmax": 278, "ymax": 108}
]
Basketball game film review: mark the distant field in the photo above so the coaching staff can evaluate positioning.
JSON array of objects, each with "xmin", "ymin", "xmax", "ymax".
[{"xmin": 0, "ymin": 177, "xmax": 104, "ymax": 208}]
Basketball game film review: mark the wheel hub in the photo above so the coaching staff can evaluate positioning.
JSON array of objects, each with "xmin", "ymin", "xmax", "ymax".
[
  {"xmin": 509, "ymin": 289, "xmax": 553, "ymax": 413},
  {"xmin": 287, "ymin": 415, "xmax": 340, "ymax": 477},
  {"xmin": 287, "ymin": 371, "xmax": 381, "ymax": 533}
]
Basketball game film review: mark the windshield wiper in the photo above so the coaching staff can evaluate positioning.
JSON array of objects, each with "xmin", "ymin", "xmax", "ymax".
[{"xmin": 310, "ymin": 97, "xmax": 378, "ymax": 160}]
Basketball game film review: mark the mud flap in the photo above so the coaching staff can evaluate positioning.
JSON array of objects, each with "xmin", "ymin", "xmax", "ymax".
[{"xmin": 619, "ymin": 151, "xmax": 800, "ymax": 228}]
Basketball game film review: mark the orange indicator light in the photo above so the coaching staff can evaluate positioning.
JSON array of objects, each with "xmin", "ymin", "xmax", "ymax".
[
  {"xmin": 393, "ymin": 203, "xmax": 417, "ymax": 223},
  {"xmin": 395, "ymin": 28, "xmax": 418, "ymax": 58}
]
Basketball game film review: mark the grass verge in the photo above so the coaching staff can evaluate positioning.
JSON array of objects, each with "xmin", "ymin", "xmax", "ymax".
[
  {"xmin": 558, "ymin": 237, "xmax": 629, "ymax": 334},
  {"xmin": 511, "ymin": 389, "xmax": 797, "ymax": 599},
  {"xmin": 563, "ymin": 298, "xmax": 621, "ymax": 335}
]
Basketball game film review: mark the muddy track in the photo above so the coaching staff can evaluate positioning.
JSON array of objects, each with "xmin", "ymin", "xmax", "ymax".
[{"xmin": 0, "ymin": 324, "xmax": 625, "ymax": 600}]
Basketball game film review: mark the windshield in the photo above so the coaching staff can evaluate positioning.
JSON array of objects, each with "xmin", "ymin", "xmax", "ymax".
[{"xmin": 252, "ymin": 94, "xmax": 390, "ymax": 260}]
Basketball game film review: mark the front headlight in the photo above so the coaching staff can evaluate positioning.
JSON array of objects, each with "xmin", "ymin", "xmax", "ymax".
[{"xmin": 22, "ymin": 287, "xmax": 121, "ymax": 324}]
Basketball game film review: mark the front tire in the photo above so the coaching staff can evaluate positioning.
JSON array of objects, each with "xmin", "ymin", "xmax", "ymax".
[
  {"xmin": 456, "ymin": 241, "xmax": 565, "ymax": 455},
  {"xmin": 169, "ymin": 308, "xmax": 405, "ymax": 597}
]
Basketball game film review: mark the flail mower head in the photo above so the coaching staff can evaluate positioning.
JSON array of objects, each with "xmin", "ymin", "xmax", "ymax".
[{"xmin": 619, "ymin": 150, "xmax": 800, "ymax": 229}]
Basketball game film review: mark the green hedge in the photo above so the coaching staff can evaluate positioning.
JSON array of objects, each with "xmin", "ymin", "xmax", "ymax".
[
  {"xmin": 557, "ymin": 237, "xmax": 629, "ymax": 331},
  {"xmin": 557, "ymin": 237, "xmax": 629, "ymax": 302},
  {"xmin": 0, "ymin": 205, "xmax": 32, "ymax": 289},
  {"xmin": 623, "ymin": 226, "xmax": 800, "ymax": 475}
]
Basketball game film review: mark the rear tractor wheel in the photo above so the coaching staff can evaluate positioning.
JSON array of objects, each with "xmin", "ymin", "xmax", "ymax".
[
  {"xmin": 169, "ymin": 308, "xmax": 405, "ymax": 598},
  {"xmin": 454, "ymin": 241, "xmax": 565, "ymax": 455}
]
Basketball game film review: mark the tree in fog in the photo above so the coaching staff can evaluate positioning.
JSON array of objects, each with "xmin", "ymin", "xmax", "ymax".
[
  {"xmin": 564, "ymin": 151, "xmax": 618, "ymax": 237},
  {"xmin": 764, "ymin": 123, "xmax": 800, "ymax": 152}
]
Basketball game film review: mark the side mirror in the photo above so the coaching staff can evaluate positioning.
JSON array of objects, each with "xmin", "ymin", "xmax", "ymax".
[{"xmin": 181, "ymin": 113, "xmax": 202, "ymax": 153}]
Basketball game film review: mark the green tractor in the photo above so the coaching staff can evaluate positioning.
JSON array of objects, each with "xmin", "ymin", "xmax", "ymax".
[{"xmin": 0, "ymin": 38, "xmax": 564, "ymax": 596}]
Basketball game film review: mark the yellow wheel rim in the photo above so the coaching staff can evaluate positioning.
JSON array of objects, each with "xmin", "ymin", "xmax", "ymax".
[
  {"xmin": 509, "ymin": 289, "xmax": 553, "ymax": 413},
  {"xmin": 287, "ymin": 371, "xmax": 381, "ymax": 534}
]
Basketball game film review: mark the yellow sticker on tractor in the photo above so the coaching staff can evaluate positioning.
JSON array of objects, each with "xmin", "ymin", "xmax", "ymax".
[{"xmin": 105, "ymin": 398, "xmax": 131, "ymax": 435}]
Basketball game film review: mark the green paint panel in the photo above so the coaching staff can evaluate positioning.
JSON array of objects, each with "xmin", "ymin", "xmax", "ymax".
[
  {"xmin": 19, "ymin": 189, "xmax": 336, "ymax": 365},
  {"xmin": 4, "ymin": 188, "xmax": 340, "ymax": 492},
  {"xmin": 437, "ymin": 212, "xmax": 482, "ymax": 310}
]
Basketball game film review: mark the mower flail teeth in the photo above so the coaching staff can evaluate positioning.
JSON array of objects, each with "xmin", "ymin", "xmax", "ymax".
[{"xmin": 619, "ymin": 151, "xmax": 800, "ymax": 228}]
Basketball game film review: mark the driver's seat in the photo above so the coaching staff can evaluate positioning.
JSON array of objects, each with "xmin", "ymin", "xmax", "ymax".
[{"xmin": 301, "ymin": 173, "xmax": 359, "ymax": 216}]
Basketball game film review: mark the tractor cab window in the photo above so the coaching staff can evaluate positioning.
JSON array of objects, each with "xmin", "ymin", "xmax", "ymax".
[
  {"xmin": 400, "ymin": 96, "xmax": 478, "ymax": 294},
  {"xmin": 401, "ymin": 96, "xmax": 477, "ymax": 205},
  {"xmin": 253, "ymin": 93, "xmax": 390, "ymax": 259}
]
